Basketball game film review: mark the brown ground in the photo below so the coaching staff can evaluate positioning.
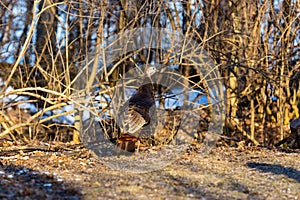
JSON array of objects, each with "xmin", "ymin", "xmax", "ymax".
[{"xmin": 0, "ymin": 141, "xmax": 299, "ymax": 200}]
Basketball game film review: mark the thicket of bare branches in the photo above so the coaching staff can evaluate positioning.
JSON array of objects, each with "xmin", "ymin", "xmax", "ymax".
[{"xmin": 0, "ymin": 0, "xmax": 299, "ymax": 147}]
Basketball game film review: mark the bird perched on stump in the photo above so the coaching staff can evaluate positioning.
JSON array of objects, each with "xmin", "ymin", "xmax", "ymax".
[{"xmin": 116, "ymin": 66, "xmax": 156, "ymax": 152}]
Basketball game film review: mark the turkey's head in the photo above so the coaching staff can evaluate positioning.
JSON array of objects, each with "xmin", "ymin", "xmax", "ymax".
[
  {"xmin": 145, "ymin": 65, "xmax": 157, "ymax": 77},
  {"xmin": 142, "ymin": 65, "xmax": 156, "ymax": 87}
]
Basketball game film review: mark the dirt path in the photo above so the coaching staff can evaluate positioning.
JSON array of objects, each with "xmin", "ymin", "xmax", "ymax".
[{"xmin": 0, "ymin": 143, "xmax": 299, "ymax": 199}]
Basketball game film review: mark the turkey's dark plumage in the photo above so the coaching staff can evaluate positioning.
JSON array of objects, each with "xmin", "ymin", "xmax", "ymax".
[
  {"xmin": 108, "ymin": 66, "xmax": 156, "ymax": 152},
  {"xmin": 117, "ymin": 83, "xmax": 155, "ymax": 152},
  {"xmin": 126, "ymin": 84, "xmax": 154, "ymax": 130}
]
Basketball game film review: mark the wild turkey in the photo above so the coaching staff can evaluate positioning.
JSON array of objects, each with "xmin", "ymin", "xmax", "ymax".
[
  {"xmin": 116, "ymin": 66, "xmax": 156, "ymax": 152},
  {"xmin": 275, "ymin": 118, "xmax": 300, "ymax": 149}
]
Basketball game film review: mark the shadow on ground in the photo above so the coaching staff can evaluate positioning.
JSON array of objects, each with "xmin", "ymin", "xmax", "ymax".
[
  {"xmin": 0, "ymin": 162, "xmax": 81, "ymax": 199},
  {"xmin": 247, "ymin": 162, "xmax": 300, "ymax": 183}
]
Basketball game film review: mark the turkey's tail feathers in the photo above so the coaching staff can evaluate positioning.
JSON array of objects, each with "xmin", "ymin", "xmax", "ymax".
[
  {"xmin": 116, "ymin": 107, "xmax": 146, "ymax": 152},
  {"xmin": 118, "ymin": 102, "xmax": 150, "ymax": 133}
]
